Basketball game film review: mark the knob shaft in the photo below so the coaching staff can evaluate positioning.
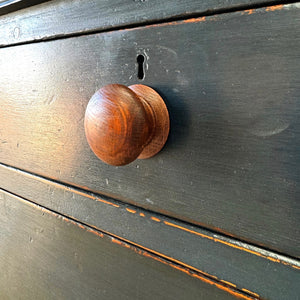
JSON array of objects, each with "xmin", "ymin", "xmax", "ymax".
[{"xmin": 84, "ymin": 84, "xmax": 169, "ymax": 166}]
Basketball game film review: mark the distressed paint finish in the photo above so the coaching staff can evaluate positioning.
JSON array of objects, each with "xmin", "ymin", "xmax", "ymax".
[
  {"xmin": 0, "ymin": 189, "xmax": 250, "ymax": 300},
  {"xmin": 0, "ymin": 5, "xmax": 299, "ymax": 257},
  {"xmin": 0, "ymin": 0, "xmax": 280, "ymax": 46},
  {"xmin": 0, "ymin": 164, "xmax": 299, "ymax": 299}
]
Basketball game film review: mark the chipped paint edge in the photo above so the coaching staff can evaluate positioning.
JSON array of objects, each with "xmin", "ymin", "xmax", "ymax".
[
  {"xmin": 1, "ymin": 163, "xmax": 299, "ymax": 271},
  {"xmin": 0, "ymin": 189, "xmax": 258, "ymax": 300}
]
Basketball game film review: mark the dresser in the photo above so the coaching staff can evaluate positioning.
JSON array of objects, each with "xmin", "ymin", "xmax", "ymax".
[{"xmin": 0, "ymin": 1, "xmax": 299, "ymax": 299}]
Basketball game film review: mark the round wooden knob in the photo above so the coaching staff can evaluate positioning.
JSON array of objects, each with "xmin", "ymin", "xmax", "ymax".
[{"xmin": 84, "ymin": 84, "xmax": 170, "ymax": 166}]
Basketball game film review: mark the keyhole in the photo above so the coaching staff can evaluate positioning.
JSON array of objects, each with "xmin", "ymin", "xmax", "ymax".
[{"xmin": 137, "ymin": 54, "xmax": 145, "ymax": 80}]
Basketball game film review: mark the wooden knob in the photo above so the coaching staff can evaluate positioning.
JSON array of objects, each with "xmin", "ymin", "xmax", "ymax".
[{"xmin": 84, "ymin": 84, "xmax": 170, "ymax": 166}]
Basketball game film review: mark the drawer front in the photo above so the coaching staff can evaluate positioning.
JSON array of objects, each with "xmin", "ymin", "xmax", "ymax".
[
  {"xmin": 1, "ymin": 165, "xmax": 299, "ymax": 300},
  {"xmin": 0, "ymin": 0, "xmax": 278, "ymax": 46},
  {"xmin": 0, "ymin": 189, "xmax": 241, "ymax": 300},
  {"xmin": 1, "ymin": 4, "xmax": 299, "ymax": 257}
]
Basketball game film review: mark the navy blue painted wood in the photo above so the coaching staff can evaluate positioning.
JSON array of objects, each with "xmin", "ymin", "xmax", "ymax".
[
  {"xmin": 0, "ymin": 0, "xmax": 281, "ymax": 46},
  {"xmin": 1, "ymin": 164, "xmax": 299, "ymax": 300},
  {"xmin": 0, "ymin": 189, "xmax": 248, "ymax": 300},
  {"xmin": 0, "ymin": 4, "xmax": 299, "ymax": 258}
]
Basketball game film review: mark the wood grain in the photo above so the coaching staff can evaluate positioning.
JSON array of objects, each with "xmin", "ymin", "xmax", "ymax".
[
  {"xmin": 0, "ymin": 0, "xmax": 282, "ymax": 47},
  {"xmin": 0, "ymin": 189, "xmax": 250, "ymax": 300},
  {"xmin": 84, "ymin": 84, "xmax": 169, "ymax": 166},
  {"xmin": 0, "ymin": 164, "xmax": 299, "ymax": 300},
  {"xmin": 0, "ymin": 5, "xmax": 299, "ymax": 257}
]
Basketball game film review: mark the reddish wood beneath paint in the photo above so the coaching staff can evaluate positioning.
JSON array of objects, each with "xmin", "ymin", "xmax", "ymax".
[{"xmin": 84, "ymin": 84, "xmax": 169, "ymax": 166}]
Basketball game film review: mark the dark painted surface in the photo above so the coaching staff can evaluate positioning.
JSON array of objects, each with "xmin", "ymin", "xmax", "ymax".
[
  {"xmin": 0, "ymin": 0, "xmax": 279, "ymax": 46},
  {"xmin": 0, "ymin": 5, "xmax": 299, "ymax": 257},
  {"xmin": 1, "ymin": 164, "xmax": 299, "ymax": 300},
  {"xmin": 0, "ymin": 189, "xmax": 248, "ymax": 300},
  {"xmin": 0, "ymin": 0, "xmax": 48, "ymax": 16}
]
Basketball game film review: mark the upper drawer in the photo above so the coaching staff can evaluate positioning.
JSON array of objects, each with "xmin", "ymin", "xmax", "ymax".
[
  {"xmin": 0, "ymin": 0, "xmax": 279, "ymax": 46},
  {"xmin": 0, "ymin": 4, "xmax": 299, "ymax": 257}
]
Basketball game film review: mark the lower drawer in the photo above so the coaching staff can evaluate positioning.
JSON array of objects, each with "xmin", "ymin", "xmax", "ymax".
[
  {"xmin": 1, "ymin": 165, "xmax": 299, "ymax": 300},
  {"xmin": 0, "ymin": 4, "xmax": 299, "ymax": 257},
  {"xmin": 0, "ymin": 189, "xmax": 244, "ymax": 300}
]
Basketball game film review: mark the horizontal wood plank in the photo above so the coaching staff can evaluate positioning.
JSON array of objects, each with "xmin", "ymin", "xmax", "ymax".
[
  {"xmin": 0, "ymin": 0, "xmax": 280, "ymax": 47},
  {"xmin": 0, "ymin": 5, "xmax": 299, "ymax": 257},
  {"xmin": 0, "ymin": 164, "xmax": 299, "ymax": 300},
  {"xmin": 0, "ymin": 189, "xmax": 251, "ymax": 300}
]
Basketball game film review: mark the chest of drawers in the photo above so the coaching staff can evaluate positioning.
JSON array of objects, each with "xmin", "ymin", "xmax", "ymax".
[{"xmin": 1, "ymin": 1, "xmax": 299, "ymax": 299}]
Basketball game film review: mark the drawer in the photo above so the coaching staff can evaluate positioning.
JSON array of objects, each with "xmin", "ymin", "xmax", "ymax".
[
  {"xmin": 1, "ymin": 166, "xmax": 299, "ymax": 300},
  {"xmin": 1, "ymin": 3, "xmax": 300, "ymax": 259},
  {"xmin": 0, "ymin": 0, "xmax": 278, "ymax": 46},
  {"xmin": 0, "ymin": 189, "xmax": 240, "ymax": 300}
]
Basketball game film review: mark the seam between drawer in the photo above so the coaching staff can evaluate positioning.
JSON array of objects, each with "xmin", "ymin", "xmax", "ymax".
[{"xmin": 1, "ymin": 162, "xmax": 299, "ymax": 270}]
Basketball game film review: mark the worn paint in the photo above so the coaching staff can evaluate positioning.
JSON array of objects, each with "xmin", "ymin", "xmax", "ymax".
[
  {"xmin": 110, "ymin": 235, "xmax": 255, "ymax": 300},
  {"xmin": 20, "ymin": 169, "xmax": 120, "ymax": 208},
  {"xmin": 244, "ymin": 9, "xmax": 254, "ymax": 15},
  {"xmin": 95, "ymin": 197, "xmax": 120, "ymax": 208},
  {"xmin": 221, "ymin": 280, "xmax": 237, "ymax": 288},
  {"xmin": 86, "ymin": 228, "xmax": 104, "ymax": 238},
  {"xmin": 6, "ymin": 165, "xmax": 300, "ymax": 270},
  {"xmin": 242, "ymin": 289, "xmax": 259, "ymax": 298},
  {"xmin": 141, "ymin": 253, "xmax": 255, "ymax": 300},
  {"xmin": 123, "ymin": 3, "xmax": 288, "ymax": 34},
  {"xmin": 19, "ymin": 194, "xmax": 258, "ymax": 299},
  {"xmin": 87, "ymin": 225, "xmax": 259, "ymax": 299},
  {"xmin": 163, "ymin": 221, "xmax": 300, "ymax": 270},
  {"xmin": 182, "ymin": 17, "xmax": 206, "ymax": 24},
  {"xmin": 265, "ymin": 5, "xmax": 283, "ymax": 12},
  {"xmin": 123, "ymin": 15, "xmax": 209, "ymax": 32},
  {"xmin": 126, "ymin": 208, "xmax": 137, "ymax": 214},
  {"xmin": 69, "ymin": 189, "xmax": 95, "ymax": 199},
  {"xmin": 164, "ymin": 221, "xmax": 214, "ymax": 240}
]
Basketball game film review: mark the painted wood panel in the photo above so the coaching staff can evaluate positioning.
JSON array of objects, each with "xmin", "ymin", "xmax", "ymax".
[
  {"xmin": 0, "ymin": 189, "xmax": 250, "ymax": 300},
  {"xmin": 1, "ymin": 164, "xmax": 299, "ymax": 300},
  {"xmin": 0, "ymin": 4, "xmax": 299, "ymax": 257},
  {"xmin": 0, "ymin": 0, "xmax": 281, "ymax": 46}
]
